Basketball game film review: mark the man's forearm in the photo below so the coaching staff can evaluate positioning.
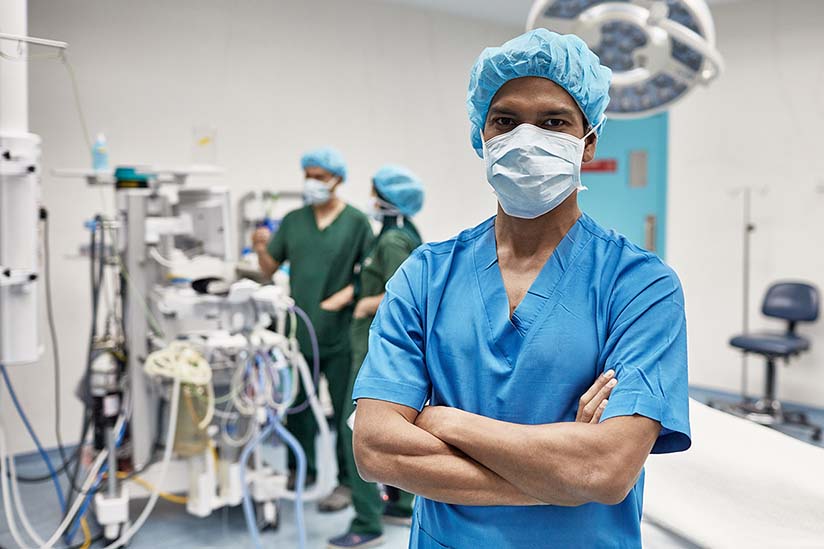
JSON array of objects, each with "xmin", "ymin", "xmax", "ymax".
[
  {"xmin": 371, "ymin": 441, "xmax": 540, "ymax": 506},
  {"xmin": 419, "ymin": 409, "xmax": 659, "ymax": 506},
  {"xmin": 354, "ymin": 400, "xmax": 540, "ymax": 506}
]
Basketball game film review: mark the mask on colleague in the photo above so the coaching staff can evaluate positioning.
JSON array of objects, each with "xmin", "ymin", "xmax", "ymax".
[
  {"xmin": 367, "ymin": 197, "xmax": 402, "ymax": 222},
  {"xmin": 481, "ymin": 119, "xmax": 604, "ymax": 219},
  {"xmin": 303, "ymin": 178, "xmax": 333, "ymax": 205}
]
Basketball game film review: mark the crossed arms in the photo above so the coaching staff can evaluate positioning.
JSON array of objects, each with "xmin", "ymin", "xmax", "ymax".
[{"xmin": 353, "ymin": 371, "xmax": 661, "ymax": 507}]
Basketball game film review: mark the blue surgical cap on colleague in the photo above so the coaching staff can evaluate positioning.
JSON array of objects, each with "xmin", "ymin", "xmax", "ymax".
[
  {"xmin": 373, "ymin": 165, "xmax": 425, "ymax": 217},
  {"xmin": 300, "ymin": 147, "xmax": 348, "ymax": 181},
  {"xmin": 467, "ymin": 29, "xmax": 612, "ymax": 157}
]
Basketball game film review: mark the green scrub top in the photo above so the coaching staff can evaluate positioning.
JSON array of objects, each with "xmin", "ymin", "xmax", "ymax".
[
  {"xmin": 351, "ymin": 222, "xmax": 422, "ymax": 362},
  {"xmin": 268, "ymin": 204, "xmax": 374, "ymax": 356}
]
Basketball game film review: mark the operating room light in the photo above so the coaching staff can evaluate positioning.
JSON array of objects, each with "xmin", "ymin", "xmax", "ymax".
[{"xmin": 527, "ymin": 0, "xmax": 724, "ymax": 118}]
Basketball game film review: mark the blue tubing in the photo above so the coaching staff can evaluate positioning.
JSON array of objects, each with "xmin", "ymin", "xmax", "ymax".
[
  {"xmin": 272, "ymin": 414, "xmax": 307, "ymax": 549},
  {"xmin": 67, "ymin": 469, "xmax": 103, "ymax": 541},
  {"xmin": 240, "ymin": 419, "xmax": 278, "ymax": 549},
  {"xmin": 239, "ymin": 411, "xmax": 307, "ymax": 549},
  {"xmin": 67, "ymin": 413, "xmax": 126, "ymax": 541},
  {"xmin": 0, "ymin": 365, "xmax": 68, "ymax": 513},
  {"xmin": 287, "ymin": 306, "xmax": 320, "ymax": 415}
]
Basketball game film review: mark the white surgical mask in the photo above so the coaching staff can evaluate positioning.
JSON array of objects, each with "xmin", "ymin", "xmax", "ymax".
[
  {"xmin": 303, "ymin": 178, "xmax": 332, "ymax": 205},
  {"xmin": 367, "ymin": 197, "xmax": 401, "ymax": 222},
  {"xmin": 482, "ymin": 119, "xmax": 603, "ymax": 219}
]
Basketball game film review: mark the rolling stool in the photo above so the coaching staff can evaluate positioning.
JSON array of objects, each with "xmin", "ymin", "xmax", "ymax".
[{"xmin": 727, "ymin": 282, "xmax": 822, "ymax": 442}]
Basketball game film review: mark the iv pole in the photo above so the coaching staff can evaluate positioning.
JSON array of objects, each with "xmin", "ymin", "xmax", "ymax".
[{"xmin": 740, "ymin": 187, "xmax": 754, "ymax": 401}]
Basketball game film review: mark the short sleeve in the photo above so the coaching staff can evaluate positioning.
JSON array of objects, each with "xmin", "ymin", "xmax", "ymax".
[
  {"xmin": 267, "ymin": 214, "xmax": 290, "ymax": 263},
  {"xmin": 352, "ymin": 250, "xmax": 431, "ymax": 410},
  {"xmin": 378, "ymin": 231, "xmax": 416, "ymax": 282},
  {"xmin": 600, "ymin": 260, "xmax": 691, "ymax": 454}
]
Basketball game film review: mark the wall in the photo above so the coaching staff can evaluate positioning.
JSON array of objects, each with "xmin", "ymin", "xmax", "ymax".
[
  {"xmin": 668, "ymin": 0, "xmax": 824, "ymax": 406},
  {"xmin": 0, "ymin": 0, "xmax": 520, "ymax": 454}
]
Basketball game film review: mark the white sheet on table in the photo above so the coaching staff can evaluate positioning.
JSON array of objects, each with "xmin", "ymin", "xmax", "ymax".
[{"xmin": 643, "ymin": 399, "xmax": 824, "ymax": 549}]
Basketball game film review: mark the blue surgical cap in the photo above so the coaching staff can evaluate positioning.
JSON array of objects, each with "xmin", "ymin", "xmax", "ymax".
[
  {"xmin": 467, "ymin": 29, "xmax": 612, "ymax": 157},
  {"xmin": 300, "ymin": 147, "xmax": 348, "ymax": 181},
  {"xmin": 373, "ymin": 165, "xmax": 424, "ymax": 218}
]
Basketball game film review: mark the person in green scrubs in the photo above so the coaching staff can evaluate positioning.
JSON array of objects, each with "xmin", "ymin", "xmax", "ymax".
[
  {"xmin": 251, "ymin": 147, "xmax": 374, "ymax": 512},
  {"xmin": 328, "ymin": 165, "xmax": 424, "ymax": 549}
]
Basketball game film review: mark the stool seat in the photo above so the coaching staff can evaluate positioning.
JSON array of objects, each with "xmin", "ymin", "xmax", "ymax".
[{"xmin": 730, "ymin": 331, "xmax": 810, "ymax": 356}]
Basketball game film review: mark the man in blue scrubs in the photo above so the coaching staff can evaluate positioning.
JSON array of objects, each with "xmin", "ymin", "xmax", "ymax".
[{"xmin": 352, "ymin": 29, "xmax": 690, "ymax": 549}]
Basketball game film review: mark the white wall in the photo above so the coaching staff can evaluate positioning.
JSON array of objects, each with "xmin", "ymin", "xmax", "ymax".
[
  {"xmin": 0, "ymin": 0, "xmax": 519, "ymax": 454},
  {"xmin": 668, "ymin": 0, "xmax": 824, "ymax": 406}
]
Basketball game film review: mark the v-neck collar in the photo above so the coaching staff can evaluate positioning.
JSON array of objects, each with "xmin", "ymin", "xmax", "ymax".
[
  {"xmin": 311, "ymin": 203, "xmax": 347, "ymax": 233},
  {"xmin": 473, "ymin": 214, "xmax": 591, "ymax": 366}
]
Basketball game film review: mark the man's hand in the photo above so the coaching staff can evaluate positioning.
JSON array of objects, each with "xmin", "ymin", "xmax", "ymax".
[
  {"xmin": 576, "ymin": 369, "xmax": 617, "ymax": 423},
  {"xmin": 320, "ymin": 285, "xmax": 355, "ymax": 312},
  {"xmin": 252, "ymin": 227, "xmax": 271, "ymax": 253},
  {"xmin": 415, "ymin": 370, "xmax": 618, "ymax": 436}
]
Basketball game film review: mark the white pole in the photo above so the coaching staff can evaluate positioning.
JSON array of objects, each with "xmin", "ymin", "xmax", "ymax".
[
  {"xmin": 0, "ymin": 0, "xmax": 29, "ymax": 133},
  {"xmin": 0, "ymin": 0, "xmax": 41, "ymax": 365}
]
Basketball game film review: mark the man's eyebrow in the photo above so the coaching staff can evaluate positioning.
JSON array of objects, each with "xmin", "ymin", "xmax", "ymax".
[
  {"xmin": 537, "ymin": 107, "xmax": 577, "ymax": 117},
  {"xmin": 487, "ymin": 106, "xmax": 519, "ymax": 116}
]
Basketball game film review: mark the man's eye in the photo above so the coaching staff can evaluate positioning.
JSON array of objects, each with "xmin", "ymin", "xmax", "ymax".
[
  {"xmin": 543, "ymin": 119, "xmax": 565, "ymax": 128},
  {"xmin": 494, "ymin": 117, "xmax": 516, "ymax": 127}
]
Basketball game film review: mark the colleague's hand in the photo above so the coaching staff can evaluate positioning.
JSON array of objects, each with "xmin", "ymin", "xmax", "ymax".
[
  {"xmin": 575, "ymin": 369, "xmax": 617, "ymax": 424},
  {"xmin": 252, "ymin": 227, "xmax": 271, "ymax": 253},
  {"xmin": 353, "ymin": 299, "xmax": 370, "ymax": 319},
  {"xmin": 320, "ymin": 285, "xmax": 355, "ymax": 312},
  {"xmin": 353, "ymin": 295, "xmax": 381, "ymax": 319}
]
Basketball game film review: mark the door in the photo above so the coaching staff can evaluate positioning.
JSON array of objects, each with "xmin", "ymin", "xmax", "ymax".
[{"xmin": 579, "ymin": 113, "xmax": 668, "ymax": 258}]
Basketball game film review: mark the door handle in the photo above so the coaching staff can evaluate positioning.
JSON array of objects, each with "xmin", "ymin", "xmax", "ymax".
[{"xmin": 644, "ymin": 214, "xmax": 657, "ymax": 252}]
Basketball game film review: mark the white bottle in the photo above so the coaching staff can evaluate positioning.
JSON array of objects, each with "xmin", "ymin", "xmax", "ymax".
[{"xmin": 92, "ymin": 133, "xmax": 109, "ymax": 172}]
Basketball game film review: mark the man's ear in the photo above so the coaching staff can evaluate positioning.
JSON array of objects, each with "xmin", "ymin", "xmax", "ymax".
[{"xmin": 582, "ymin": 134, "xmax": 597, "ymax": 163}]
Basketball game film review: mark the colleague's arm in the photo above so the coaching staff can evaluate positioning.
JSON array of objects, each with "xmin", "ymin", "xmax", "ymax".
[
  {"xmin": 252, "ymin": 226, "xmax": 282, "ymax": 279},
  {"xmin": 350, "ymin": 233, "xmax": 414, "ymax": 318},
  {"xmin": 353, "ymin": 293, "xmax": 383, "ymax": 318},
  {"xmin": 354, "ymin": 399, "xmax": 541, "ymax": 506},
  {"xmin": 415, "ymin": 407, "xmax": 659, "ymax": 507},
  {"xmin": 320, "ymin": 284, "xmax": 355, "ymax": 311},
  {"xmin": 252, "ymin": 227, "xmax": 284, "ymax": 279},
  {"xmin": 257, "ymin": 253, "xmax": 280, "ymax": 280}
]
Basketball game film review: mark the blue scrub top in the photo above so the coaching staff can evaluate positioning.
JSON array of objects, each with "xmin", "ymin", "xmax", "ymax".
[{"xmin": 353, "ymin": 213, "xmax": 691, "ymax": 549}]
